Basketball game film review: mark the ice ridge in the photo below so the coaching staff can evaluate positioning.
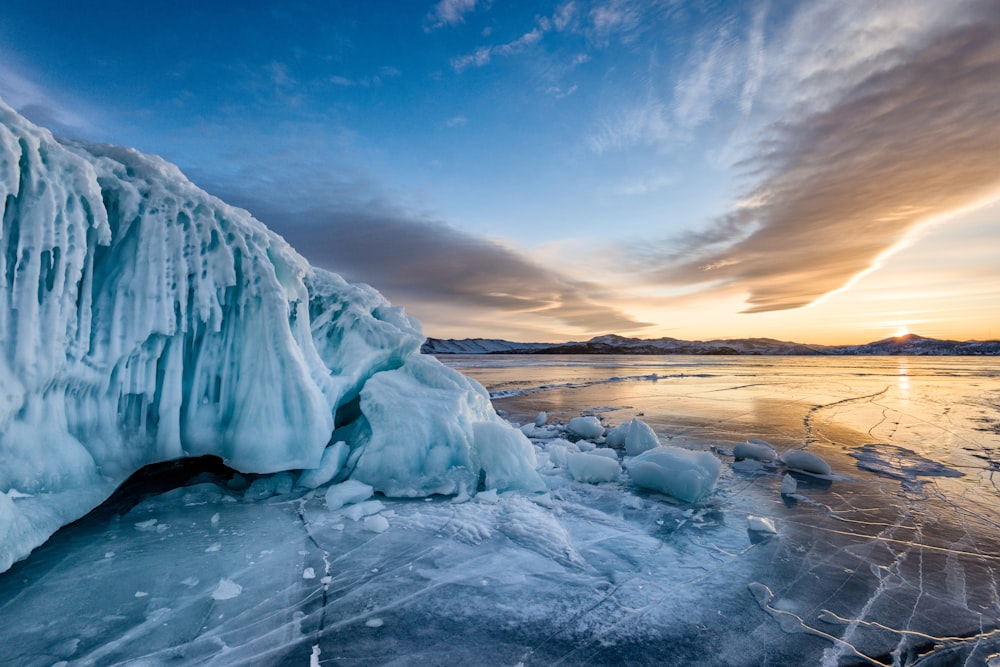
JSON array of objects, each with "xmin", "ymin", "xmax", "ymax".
[{"xmin": 0, "ymin": 99, "xmax": 541, "ymax": 572}]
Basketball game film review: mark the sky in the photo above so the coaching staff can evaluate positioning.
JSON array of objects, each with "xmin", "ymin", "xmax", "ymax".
[{"xmin": 1, "ymin": 0, "xmax": 998, "ymax": 344}]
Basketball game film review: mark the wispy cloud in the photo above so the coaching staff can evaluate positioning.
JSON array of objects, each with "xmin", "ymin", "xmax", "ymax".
[
  {"xmin": 587, "ymin": 99, "xmax": 671, "ymax": 153},
  {"xmin": 0, "ymin": 62, "xmax": 100, "ymax": 139},
  {"xmin": 451, "ymin": 27, "xmax": 546, "ymax": 72},
  {"xmin": 445, "ymin": 115, "xmax": 468, "ymax": 127},
  {"xmin": 644, "ymin": 0, "xmax": 1000, "ymax": 313},
  {"xmin": 425, "ymin": 0, "xmax": 479, "ymax": 31}
]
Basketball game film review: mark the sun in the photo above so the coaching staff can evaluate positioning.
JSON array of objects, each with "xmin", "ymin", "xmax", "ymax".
[{"xmin": 894, "ymin": 325, "xmax": 910, "ymax": 338}]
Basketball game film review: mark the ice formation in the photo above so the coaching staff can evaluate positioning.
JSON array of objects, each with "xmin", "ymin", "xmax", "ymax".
[
  {"xmin": 780, "ymin": 450, "xmax": 832, "ymax": 475},
  {"xmin": 0, "ymin": 100, "xmax": 541, "ymax": 572},
  {"xmin": 624, "ymin": 417, "xmax": 659, "ymax": 456},
  {"xmin": 733, "ymin": 438, "xmax": 777, "ymax": 462},
  {"xmin": 567, "ymin": 415, "xmax": 604, "ymax": 439},
  {"xmin": 627, "ymin": 446, "xmax": 721, "ymax": 502}
]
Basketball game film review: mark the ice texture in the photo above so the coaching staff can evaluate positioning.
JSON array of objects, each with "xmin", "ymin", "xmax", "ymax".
[
  {"xmin": 627, "ymin": 446, "xmax": 721, "ymax": 502},
  {"xmin": 0, "ymin": 100, "xmax": 539, "ymax": 572}
]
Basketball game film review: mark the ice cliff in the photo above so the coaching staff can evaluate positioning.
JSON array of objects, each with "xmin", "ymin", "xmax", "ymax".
[{"xmin": 0, "ymin": 100, "xmax": 542, "ymax": 572}]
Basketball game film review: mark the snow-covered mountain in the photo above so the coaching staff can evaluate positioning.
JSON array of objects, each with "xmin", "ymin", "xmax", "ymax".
[
  {"xmin": 423, "ymin": 333, "xmax": 1000, "ymax": 355},
  {"xmin": 0, "ymin": 100, "xmax": 541, "ymax": 572},
  {"xmin": 829, "ymin": 333, "xmax": 1000, "ymax": 355}
]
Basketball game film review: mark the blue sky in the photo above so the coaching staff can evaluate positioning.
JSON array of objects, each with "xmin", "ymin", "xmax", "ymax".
[{"xmin": 2, "ymin": 0, "xmax": 998, "ymax": 343}]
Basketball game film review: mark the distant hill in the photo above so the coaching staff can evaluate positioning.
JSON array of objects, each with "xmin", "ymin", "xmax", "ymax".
[{"xmin": 422, "ymin": 333, "xmax": 1000, "ymax": 356}]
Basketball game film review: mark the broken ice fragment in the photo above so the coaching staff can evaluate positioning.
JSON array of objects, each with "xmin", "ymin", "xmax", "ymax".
[
  {"xmin": 781, "ymin": 450, "xmax": 832, "ymax": 475},
  {"xmin": 624, "ymin": 418, "xmax": 659, "ymax": 456},
  {"xmin": 747, "ymin": 515, "xmax": 777, "ymax": 534},
  {"xmin": 566, "ymin": 452, "xmax": 621, "ymax": 483},
  {"xmin": 211, "ymin": 578, "xmax": 242, "ymax": 600},
  {"xmin": 627, "ymin": 447, "xmax": 721, "ymax": 503},
  {"xmin": 363, "ymin": 515, "xmax": 389, "ymax": 533},
  {"xmin": 325, "ymin": 480, "xmax": 374, "ymax": 510},
  {"xmin": 734, "ymin": 439, "xmax": 777, "ymax": 462},
  {"xmin": 780, "ymin": 473, "xmax": 797, "ymax": 496},
  {"xmin": 567, "ymin": 416, "xmax": 604, "ymax": 439}
]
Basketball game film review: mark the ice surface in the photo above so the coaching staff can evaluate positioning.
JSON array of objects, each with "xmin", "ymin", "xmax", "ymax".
[
  {"xmin": 3, "ymin": 354, "xmax": 1000, "ymax": 664},
  {"xmin": 0, "ymin": 100, "xmax": 539, "ymax": 571}
]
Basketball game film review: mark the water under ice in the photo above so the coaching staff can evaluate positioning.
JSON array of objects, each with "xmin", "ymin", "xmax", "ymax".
[{"xmin": 1, "ymin": 355, "xmax": 998, "ymax": 665}]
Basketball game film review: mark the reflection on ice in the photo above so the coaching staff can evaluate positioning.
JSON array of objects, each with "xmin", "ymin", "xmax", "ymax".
[{"xmin": 1, "ymin": 356, "xmax": 999, "ymax": 665}]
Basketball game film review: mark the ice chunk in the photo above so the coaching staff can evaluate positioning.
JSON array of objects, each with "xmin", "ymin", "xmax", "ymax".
[
  {"xmin": 587, "ymin": 448, "xmax": 620, "ymax": 461},
  {"xmin": 624, "ymin": 418, "xmax": 659, "ymax": 456},
  {"xmin": 734, "ymin": 439, "xmax": 777, "ymax": 462},
  {"xmin": 364, "ymin": 515, "xmax": 389, "ymax": 533},
  {"xmin": 297, "ymin": 441, "xmax": 350, "ymax": 489},
  {"xmin": 781, "ymin": 450, "xmax": 832, "ymax": 475},
  {"xmin": 604, "ymin": 422, "xmax": 630, "ymax": 448},
  {"xmin": 325, "ymin": 480, "xmax": 374, "ymax": 510},
  {"xmin": 534, "ymin": 412, "xmax": 548, "ymax": 427},
  {"xmin": 567, "ymin": 416, "xmax": 604, "ymax": 439},
  {"xmin": 747, "ymin": 515, "xmax": 777, "ymax": 534},
  {"xmin": 627, "ymin": 447, "xmax": 721, "ymax": 503},
  {"xmin": 211, "ymin": 578, "xmax": 242, "ymax": 600},
  {"xmin": 342, "ymin": 500, "xmax": 385, "ymax": 521},
  {"xmin": 0, "ymin": 100, "xmax": 544, "ymax": 572},
  {"xmin": 350, "ymin": 354, "xmax": 544, "ymax": 497},
  {"xmin": 747, "ymin": 515, "xmax": 778, "ymax": 542},
  {"xmin": 566, "ymin": 452, "xmax": 621, "ymax": 484},
  {"xmin": 780, "ymin": 473, "xmax": 797, "ymax": 496}
]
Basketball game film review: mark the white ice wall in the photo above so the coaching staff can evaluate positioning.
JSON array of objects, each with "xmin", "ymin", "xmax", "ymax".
[{"xmin": 0, "ymin": 100, "xmax": 540, "ymax": 572}]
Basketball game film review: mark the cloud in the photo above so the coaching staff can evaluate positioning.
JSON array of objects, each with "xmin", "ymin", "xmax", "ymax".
[
  {"xmin": 425, "ymin": 0, "xmax": 479, "ymax": 31},
  {"xmin": 451, "ymin": 27, "xmax": 546, "ymax": 72},
  {"xmin": 197, "ymin": 171, "xmax": 651, "ymax": 334},
  {"xmin": 587, "ymin": 100, "xmax": 671, "ymax": 153},
  {"xmin": 644, "ymin": 0, "xmax": 1000, "ymax": 313},
  {"xmin": 445, "ymin": 115, "xmax": 468, "ymax": 127}
]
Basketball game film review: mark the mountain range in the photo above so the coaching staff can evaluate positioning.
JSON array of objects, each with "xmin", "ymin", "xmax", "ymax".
[{"xmin": 422, "ymin": 333, "xmax": 1000, "ymax": 356}]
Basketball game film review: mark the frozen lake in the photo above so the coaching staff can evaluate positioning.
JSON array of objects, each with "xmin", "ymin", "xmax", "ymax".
[{"xmin": 2, "ymin": 355, "xmax": 999, "ymax": 666}]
